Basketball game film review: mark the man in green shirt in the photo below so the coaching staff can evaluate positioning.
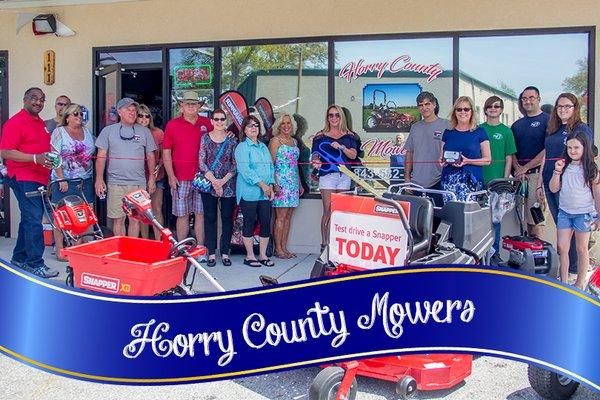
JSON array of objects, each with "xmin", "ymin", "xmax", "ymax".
[{"xmin": 480, "ymin": 96, "xmax": 516, "ymax": 263}]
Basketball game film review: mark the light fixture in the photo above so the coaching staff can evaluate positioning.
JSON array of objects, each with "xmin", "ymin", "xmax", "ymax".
[{"xmin": 32, "ymin": 14, "xmax": 57, "ymax": 35}]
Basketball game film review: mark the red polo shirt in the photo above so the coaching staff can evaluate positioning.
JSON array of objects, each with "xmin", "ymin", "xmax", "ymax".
[
  {"xmin": 163, "ymin": 115, "xmax": 213, "ymax": 181},
  {"xmin": 0, "ymin": 109, "xmax": 51, "ymax": 184}
]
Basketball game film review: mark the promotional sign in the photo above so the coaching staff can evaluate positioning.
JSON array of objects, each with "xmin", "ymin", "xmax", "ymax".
[
  {"xmin": 253, "ymin": 97, "xmax": 275, "ymax": 137},
  {"xmin": 329, "ymin": 194, "xmax": 410, "ymax": 269},
  {"xmin": 219, "ymin": 90, "xmax": 248, "ymax": 132},
  {"xmin": 338, "ymin": 54, "xmax": 445, "ymax": 83},
  {"xmin": 173, "ymin": 65, "xmax": 212, "ymax": 88}
]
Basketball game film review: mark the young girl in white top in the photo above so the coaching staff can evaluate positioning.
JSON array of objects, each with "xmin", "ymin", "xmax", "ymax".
[{"xmin": 550, "ymin": 131, "xmax": 600, "ymax": 289}]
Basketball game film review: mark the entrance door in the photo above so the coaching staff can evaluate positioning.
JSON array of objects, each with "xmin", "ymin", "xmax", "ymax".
[
  {"xmin": 95, "ymin": 63, "xmax": 122, "ymax": 226},
  {"xmin": 0, "ymin": 51, "xmax": 10, "ymax": 237}
]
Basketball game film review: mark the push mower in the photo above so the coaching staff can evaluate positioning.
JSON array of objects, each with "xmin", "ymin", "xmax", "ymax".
[
  {"xmin": 487, "ymin": 177, "xmax": 559, "ymax": 277},
  {"xmin": 26, "ymin": 182, "xmax": 225, "ymax": 295}
]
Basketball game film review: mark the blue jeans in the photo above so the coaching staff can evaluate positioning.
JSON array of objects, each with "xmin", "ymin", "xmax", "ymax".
[
  {"xmin": 493, "ymin": 221, "xmax": 502, "ymax": 253},
  {"xmin": 544, "ymin": 183, "xmax": 578, "ymax": 270},
  {"xmin": 7, "ymin": 177, "xmax": 46, "ymax": 269}
]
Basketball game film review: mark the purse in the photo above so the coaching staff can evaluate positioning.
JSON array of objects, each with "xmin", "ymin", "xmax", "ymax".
[{"xmin": 192, "ymin": 139, "xmax": 228, "ymax": 192}]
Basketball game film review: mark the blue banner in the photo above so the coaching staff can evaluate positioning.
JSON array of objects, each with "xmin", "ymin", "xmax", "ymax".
[{"xmin": 0, "ymin": 259, "xmax": 599, "ymax": 390}]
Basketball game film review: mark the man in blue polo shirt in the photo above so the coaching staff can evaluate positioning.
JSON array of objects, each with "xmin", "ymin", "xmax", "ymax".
[
  {"xmin": 511, "ymin": 86, "xmax": 548, "ymax": 239},
  {"xmin": 0, "ymin": 88, "xmax": 59, "ymax": 278}
]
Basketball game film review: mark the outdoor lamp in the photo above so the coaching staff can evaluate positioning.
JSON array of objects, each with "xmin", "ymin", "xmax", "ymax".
[{"xmin": 32, "ymin": 14, "xmax": 57, "ymax": 35}]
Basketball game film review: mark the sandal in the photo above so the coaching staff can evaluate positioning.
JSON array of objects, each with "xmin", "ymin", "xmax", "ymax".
[
  {"xmin": 259, "ymin": 258, "xmax": 275, "ymax": 267},
  {"xmin": 207, "ymin": 258, "xmax": 216, "ymax": 267},
  {"xmin": 221, "ymin": 256, "xmax": 232, "ymax": 267},
  {"xmin": 243, "ymin": 258, "xmax": 262, "ymax": 268}
]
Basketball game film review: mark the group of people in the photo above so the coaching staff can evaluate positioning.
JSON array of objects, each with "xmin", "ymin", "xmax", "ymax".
[
  {"xmin": 1, "ymin": 85, "xmax": 598, "ymax": 290},
  {"xmin": 402, "ymin": 88, "xmax": 598, "ymax": 289}
]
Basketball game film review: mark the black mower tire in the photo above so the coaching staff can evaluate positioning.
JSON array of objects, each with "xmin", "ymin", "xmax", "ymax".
[
  {"xmin": 310, "ymin": 260, "xmax": 330, "ymax": 279},
  {"xmin": 396, "ymin": 375, "xmax": 418, "ymax": 399},
  {"xmin": 309, "ymin": 366, "xmax": 357, "ymax": 400},
  {"xmin": 527, "ymin": 365, "xmax": 579, "ymax": 399}
]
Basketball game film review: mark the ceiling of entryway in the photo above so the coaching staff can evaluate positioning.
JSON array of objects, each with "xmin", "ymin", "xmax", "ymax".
[{"xmin": 0, "ymin": 0, "xmax": 141, "ymax": 9}]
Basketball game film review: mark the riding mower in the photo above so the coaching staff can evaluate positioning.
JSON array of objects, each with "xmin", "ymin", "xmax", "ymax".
[{"xmin": 262, "ymin": 157, "xmax": 492, "ymax": 399}]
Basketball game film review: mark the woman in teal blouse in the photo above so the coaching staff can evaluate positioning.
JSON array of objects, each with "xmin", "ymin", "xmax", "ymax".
[{"xmin": 235, "ymin": 115, "xmax": 276, "ymax": 268}]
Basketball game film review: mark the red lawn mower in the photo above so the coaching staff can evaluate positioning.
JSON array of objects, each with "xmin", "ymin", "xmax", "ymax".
[{"xmin": 26, "ymin": 180, "xmax": 224, "ymax": 295}]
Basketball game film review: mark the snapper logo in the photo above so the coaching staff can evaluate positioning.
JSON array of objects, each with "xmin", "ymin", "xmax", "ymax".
[
  {"xmin": 81, "ymin": 273, "xmax": 120, "ymax": 294},
  {"xmin": 493, "ymin": 133, "xmax": 503, "ymax": 140},
  {"xmin": 531, "ymin": 121, "xmax": 541, "ymax": 128},
  {"xmin": 374, "ymin": 204, "xmax": 399, "ymax": 215}
]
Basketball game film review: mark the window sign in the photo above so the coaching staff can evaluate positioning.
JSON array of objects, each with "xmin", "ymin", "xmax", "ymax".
[
  {"xmin": 173, "ymin": 64, "xmax": 212, "ymax": 88},
  {"xmin": 334, "ymin": 38, "xmax": 453, "ymax": 189}
]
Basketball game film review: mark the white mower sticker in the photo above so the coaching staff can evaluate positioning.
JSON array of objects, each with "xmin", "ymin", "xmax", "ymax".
[{"xmin": 80, "ymin": 273, "xmax": 120, "ymax": 294}]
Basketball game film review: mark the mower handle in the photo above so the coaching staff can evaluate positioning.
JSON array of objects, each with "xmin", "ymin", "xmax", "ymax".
[
  {"xmin": 374, "ymin": 195, "xmax": 414, "ymax": 264},
  {"xmin": 388, "ymin": 183, "xmax": 458, "ymax": 202},
  {"xmin": 25, "ymin": 186, "xmax": 46, "ymax": 198}
]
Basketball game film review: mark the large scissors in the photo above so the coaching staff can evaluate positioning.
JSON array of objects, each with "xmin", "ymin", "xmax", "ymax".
[{"xmin": 316, "ymin": 141, "xmax": 345, "ymax": 173}]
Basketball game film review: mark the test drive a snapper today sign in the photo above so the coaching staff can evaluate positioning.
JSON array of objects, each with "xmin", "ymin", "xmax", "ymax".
[{"xmin": 329, "ymin": 194, "xmax": 409, "ymax": 269}]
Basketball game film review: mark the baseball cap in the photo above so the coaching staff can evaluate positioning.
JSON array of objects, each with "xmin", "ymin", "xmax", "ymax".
[
  {"xmin": 179, "ymin": 91, "xmax": 205, "ymax": 104},
  {"xmin": 116, "ymin": 97, "xmax": 139, "ymax": 110}
]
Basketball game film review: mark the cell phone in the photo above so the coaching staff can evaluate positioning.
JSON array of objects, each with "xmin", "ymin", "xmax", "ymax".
[{"xmin": 443, "ymin": 150, "xmax": 462, "ymax": 164}]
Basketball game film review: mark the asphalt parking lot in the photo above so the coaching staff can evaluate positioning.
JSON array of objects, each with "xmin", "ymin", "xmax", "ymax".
[{"xmin": 0, "ymin": 238, "xmax": 598, "ymax": 400}]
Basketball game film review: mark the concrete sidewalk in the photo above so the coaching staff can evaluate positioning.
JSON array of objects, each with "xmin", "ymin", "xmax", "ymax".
[{"xmin": 0, "ymin": 238, "xmax": 598, "ymax": 400}]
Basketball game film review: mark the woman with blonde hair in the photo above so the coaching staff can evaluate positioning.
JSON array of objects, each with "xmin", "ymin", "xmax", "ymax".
[
  {"xmin": 136, "ymin": 104, "xmax": 165, "ymax": 240},
  {"xmin": 311, "ymin": 104, "xmax": 358, "ymax": 251},
  {"xmin": 50, "ymin": 103, "xmax": 96, "ymax": 260},
  {"xmin": 269, "ymin": 113, "xmax": 303, "ymax": 258},
  {"xmin": 439, "ymin": 96, "xmax": 491, "ymax": 202}
]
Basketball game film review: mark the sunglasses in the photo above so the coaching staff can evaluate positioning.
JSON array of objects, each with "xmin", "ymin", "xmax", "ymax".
[
  {"xmin": 70, "ymin": 112, "xmax": 82, "ymax": 117},
  {"xmin": 328, "ymin": 113, "xmax": 341, "ymax": 118},
  {"xmin": 213, "ymin": 117, "xmax": 227, "ymax": 122},
  {"xmin": 137, "ymin": 113, "xmax": 150, "ymax": 119},
  {"xmin": 486, "ymin": 105, "xmax": 502, "ymax": 109},
  {"xmin": 247, "ymin": 123, "xmax": 260, "ymax": 128},
  {"xmin": 119, "ymin": 125, "xmax": 137, "ymax": 141},
  {"xmin": 455, "ymin": 107, "xmax": 472, "ymax": 113}
]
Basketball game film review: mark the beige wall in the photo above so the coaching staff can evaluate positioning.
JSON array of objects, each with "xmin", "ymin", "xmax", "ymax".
[{"xmin": 0, "ymin": 0, "xmax": 597, "ymax": 244}]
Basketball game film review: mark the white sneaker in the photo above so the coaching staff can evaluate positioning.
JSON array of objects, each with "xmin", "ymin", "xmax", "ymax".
[{"xmin": 195, "ymin": 254, "xmax": 207, "ymax": 263}]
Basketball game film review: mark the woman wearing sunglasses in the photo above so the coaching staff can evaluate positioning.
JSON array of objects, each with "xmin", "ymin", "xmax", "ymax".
[
  {"xmin": 311, "ymin": 105, "xmax": 358, "ymax": 251},
  {"xmin": 136, "ymin": 104, "xmax": 166, "ymax": 240},
  {"xmin": 197, "ymin": 109, "xmax": 237, "ymax": 267},
  {"xmin": 49, "ymin": 103, "xmax": 96, "ymax": 260},
  {"xmin": 235, "ymin": 115, "xmax": 276, "ymax": 268},
  {"xmin": 439, "ymin": 96, "xmax": 491, "ymax": 203}
]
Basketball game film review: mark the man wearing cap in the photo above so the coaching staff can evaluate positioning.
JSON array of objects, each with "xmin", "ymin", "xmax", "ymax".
[
  {"xmin": 0, "ymin": 87, "xmax": 59, "ymax": 278},
  {"xmin": 95, "ymin": 98, "xmax": 157, "ymax": 237},
  {"xmin": 163, "ymin": 91, "xmax": 213, "ymax": 245}
]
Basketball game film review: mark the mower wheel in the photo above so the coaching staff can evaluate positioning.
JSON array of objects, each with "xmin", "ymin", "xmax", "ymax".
[
  {"xmin": 528, "ymin": 365, "xmax": 579, "ymax": 399},
  {"xmin": 366, "ymin": 116, "xmax": 377, "ymax": 129},
  {"xmin": 309, "ymin": 366, "xmax": 357, "ymax": 400},
  {"xmin": 396, "ymin": 376, "xmax": 417, "ymax": 399}
]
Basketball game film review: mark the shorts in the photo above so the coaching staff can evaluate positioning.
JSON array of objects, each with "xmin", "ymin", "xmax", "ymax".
[
  {"xmin": 51, "ymin": 178, "xmax": 94, "ymax": 204},
  {"xmin": 171, "ymin": 180, "xmax": 204, "ymax": 216},
  {"xmin": 557, "ymin": 209, "xmax": 597, "ymax": 232},
  {"xmin": 517, "ymin": 172, "xmax": 546, "ymax": 226},
  {"xmin": 107, "ymin": 184, "xmax": 146, "ymax": 218},
  {"xmin": 319, "ymin": 172, "xmax": 351, "ymax": 191},
  {"xmin": 156, "ymin": 177, "xmax": 166, "ymax": 190}
]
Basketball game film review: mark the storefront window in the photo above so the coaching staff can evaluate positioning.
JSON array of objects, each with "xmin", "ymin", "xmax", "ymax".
[
  {"xmin": 169, "ymin": 47, "xmax": 215, "ymax": 117},
  {"xmin": 334, "ymin": 38, "xmax": 453, "ymax": 190},
  {"xmin": 459, "ymin": 33, "xmax": 590, "ymax": 125},
  {"xmin": 221, "ymin": 42, "xmax": 328, "ymax": 193}
]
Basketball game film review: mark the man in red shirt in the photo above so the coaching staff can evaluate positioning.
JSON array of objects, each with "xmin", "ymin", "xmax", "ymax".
[
  {"xmin": 0, "ymin": 87, "xmax": 59, "ymax": 278},
  {"xmin": 163, "ymin": 91, "xmax": 213, "ymax": 246}
]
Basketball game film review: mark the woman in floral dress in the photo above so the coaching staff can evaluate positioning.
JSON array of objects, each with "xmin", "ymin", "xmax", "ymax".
[{"xmin": 269, "ymin": 113, "xmax": 303, "ymax": 258}]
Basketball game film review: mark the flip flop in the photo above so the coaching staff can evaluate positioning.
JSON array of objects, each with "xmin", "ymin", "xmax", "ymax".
[
  {"xmin": 258, "ymin": 258, "xmax": 275, "ymax": 267},
  {"xmin": 243, "ymin": 259, "xmax": 261, "ymax": 268},
  {"xmin": 222, "ymin": 257, "xmax": 232, "ymax": 267}
]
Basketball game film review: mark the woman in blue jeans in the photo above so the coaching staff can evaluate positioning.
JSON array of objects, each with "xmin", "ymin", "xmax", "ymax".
[{"xmin": 536, "ymin": 93, "xmax": 593, "ymax": 273}]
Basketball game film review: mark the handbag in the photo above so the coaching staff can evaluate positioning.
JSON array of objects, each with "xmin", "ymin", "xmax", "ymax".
[{"xmin": 192, "ymin": 139, "xmax": 228, "ymax": 192}]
